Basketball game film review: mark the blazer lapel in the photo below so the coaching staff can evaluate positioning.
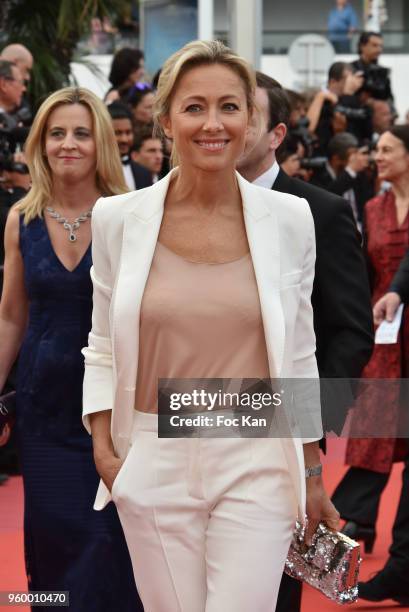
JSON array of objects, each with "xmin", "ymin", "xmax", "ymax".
[
  {"xmin": 111, "ymin": 171, "xmax": 285, "ymax": 450},
  {"xmin": 237, "ymin": 172, "xmax": 285, "ymax": 378},
  {"xmin": 111, "ymin": 173, "xmax": 173, "ymax": 449}
]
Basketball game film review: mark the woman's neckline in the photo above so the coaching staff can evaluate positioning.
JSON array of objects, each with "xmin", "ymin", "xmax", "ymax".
[{"xmin": 157, "ymin": 241, "xmax": 250, "ymax": 265}]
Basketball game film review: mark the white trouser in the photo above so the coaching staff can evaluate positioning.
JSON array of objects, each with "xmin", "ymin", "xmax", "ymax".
[{"xmin": 112, "ymin": 410, "xmax": 298, "ymax": 612}]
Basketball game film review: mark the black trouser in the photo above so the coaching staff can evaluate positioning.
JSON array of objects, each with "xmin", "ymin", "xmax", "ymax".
[
  {"xmin": 333, "ymin": 460, "xmax": 409, "ymax": 581},
  {"xmin": 387, "ymin": 456, "xmax": 409, "ymax": 579},
  {"xmin": 331, "ymin": 466, "xmax": 389, "ymax": 526},
  {"xmin": 276, "ymin": 572, "xmax": 302, "ymax": 612}
]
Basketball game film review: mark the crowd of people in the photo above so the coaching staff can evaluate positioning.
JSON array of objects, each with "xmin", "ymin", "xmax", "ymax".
[
  {"xmin": 0, "ymin": 27, "xmax": 409, "ymax": 611},
  {"xmin": 0, "ymin": 45, "xmax": 166, "ymax": 273},
  {"xmin": 276, "ymin": 30, "xmax": 396, "ymax": 234}
]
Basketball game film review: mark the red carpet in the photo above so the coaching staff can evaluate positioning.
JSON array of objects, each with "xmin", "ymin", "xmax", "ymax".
[
  {"xmin": 0, "ymin": 476, "xmax": 28, "ymax": 612},
  {"xmin": 303, "ymin": 439, "xmax": 409, "ymax": 610},
  {"xmin": 0, "ymin": 440, "xmax": 407, "ymax": 611}
]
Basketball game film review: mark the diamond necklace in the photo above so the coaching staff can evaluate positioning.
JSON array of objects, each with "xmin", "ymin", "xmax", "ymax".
[{"xmin": 45, "ymin": 206, "xmax": 93, "ymax": 243}]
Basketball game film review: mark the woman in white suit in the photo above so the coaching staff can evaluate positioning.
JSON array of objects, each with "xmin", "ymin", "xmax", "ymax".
[{"xmin": 82, "ymin": 40, "xmax": 339, "ymax": 611}]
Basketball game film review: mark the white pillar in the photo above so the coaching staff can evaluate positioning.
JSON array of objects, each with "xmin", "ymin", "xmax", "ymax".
[
  {"xmin": 198, "ymin": 0, "xmax": 214, "ymax": 40},
  {"xmin": 229, "ymin": 0, "xmax": 262, "ymax": 69}
]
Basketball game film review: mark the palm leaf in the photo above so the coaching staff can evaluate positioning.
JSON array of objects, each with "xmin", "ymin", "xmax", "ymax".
[{"xmin": 3, "ymin": 0, "xmax": 129, "ymax": 105}]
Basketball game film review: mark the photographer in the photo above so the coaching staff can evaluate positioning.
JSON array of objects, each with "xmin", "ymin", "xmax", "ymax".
[
  {"xmin": 307, "ymin": 62, "xmax": 372, "ymax": 152},
  {"xmin": 352, "ymin": 31, "xmax": 393, "ymax": 102},
  {"xmin": 0, "ymin": 159, "xmax": 30, "ymax": 292},
  {"xmin": 307, "ymin": 62, "xmax": 356, "ymax": 148},
  {"xmin": 0, "ymin": 54, "xmax": 30, "ymax": 191},
  {"xmin": 1, "ymin": 158, "xmax": 30, "ymax": 204},
  {"xmin": 311, "ymin": 132, "xmax": 373, "ymax": 230},
  {"xmin": 0, "ymin": 60, "xmax": 25, "ymax": 129},
  {"xmin": 276, "ymin": 134, "xmax": 305, "ymax": 179},
  {"xmin": 0, "ymin": 45, "xmax": 33, "ymax": 126},
  {"xmin": 1, "ymin": 45, "xmax": 32, "ymax": 86},
  {"xmin": 286, "ymin": 88, "xmax": 319, "ymax": 159}
]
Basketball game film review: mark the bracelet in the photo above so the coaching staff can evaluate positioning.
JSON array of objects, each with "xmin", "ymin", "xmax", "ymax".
[{"xmin": 305, "ymin": 464, "xmax": 322, "ymax": 478}]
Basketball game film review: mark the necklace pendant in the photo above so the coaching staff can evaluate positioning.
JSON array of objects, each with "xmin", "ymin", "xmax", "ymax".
[{"xmin": 46, "ymin": 204, "xmax": 93, "ymax": 244}]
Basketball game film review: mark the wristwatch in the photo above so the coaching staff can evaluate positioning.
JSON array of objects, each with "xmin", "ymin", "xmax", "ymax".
[{"xmin": 305, "ymin": 464, "xmax": 322, "ymax": 478}]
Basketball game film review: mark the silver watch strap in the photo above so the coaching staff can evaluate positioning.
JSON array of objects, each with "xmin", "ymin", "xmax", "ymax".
[{"xmin": 305, "ymin": 464, "xmax": 322, "ymax": 478}]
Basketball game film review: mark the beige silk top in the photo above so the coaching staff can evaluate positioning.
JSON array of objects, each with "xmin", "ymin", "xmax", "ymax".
[{"xmin": 134, "ymin": 242, "xmax": 271, "ymax": 413}]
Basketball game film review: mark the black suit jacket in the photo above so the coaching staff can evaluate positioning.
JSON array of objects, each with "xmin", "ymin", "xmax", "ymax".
[
  {"xmin": 274, "ymin": 169, "xmax": 374, "ymax": 432},
  {"xmin": 129, "ymin": 160, "xmax": 152, "ymax": 190},
  {"xmin": 311, "ymin": 167, "xmax": 374, "ymax": 227},
  {"xmin": 390, "ymin": 249, "xmax": 409, "ymax": 304}
]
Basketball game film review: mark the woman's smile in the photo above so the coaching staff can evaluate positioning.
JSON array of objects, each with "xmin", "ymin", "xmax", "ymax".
[{"xmin": 194, "ymin": 139, "xmax": 230, "ymax": 151}]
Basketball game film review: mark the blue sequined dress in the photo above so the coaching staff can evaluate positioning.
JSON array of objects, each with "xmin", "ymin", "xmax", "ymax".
[{"xmin": 16, "ymin": 216, "xmax": 143, "ymax": 611}]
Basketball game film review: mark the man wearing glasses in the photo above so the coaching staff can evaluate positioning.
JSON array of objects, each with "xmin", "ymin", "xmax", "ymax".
[
  {"xmin": 1, "ymin": 44, "xmax": 33, "ymax": 85},
  {"xmin": 0, "ymin": 60, "xmax": 26, "ymax": 127}
]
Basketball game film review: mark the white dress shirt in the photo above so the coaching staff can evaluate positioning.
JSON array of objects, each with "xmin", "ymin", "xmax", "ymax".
[
  {"xmin": 253, "ymin": 162, "xmax": 280, "ymax": 189},
  {"xmin": 122, "ymin": 162, "xmax": 136, "ymax": 191}
]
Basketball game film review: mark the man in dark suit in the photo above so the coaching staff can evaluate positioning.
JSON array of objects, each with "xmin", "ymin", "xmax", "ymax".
[
  {"xmin": 107, "ymin": 102, "xmax": 152, "ymax": 191},
  {"xmin": 352, "ymin": 32, "xmax": 393, "ymax": 103},
  {"xmin": 310, "ymin": 132, "xmax": 374, "ymax": 231},
  {"xmin": 237, "ymin": 72, "xmax": 374, "ymax": 612}
]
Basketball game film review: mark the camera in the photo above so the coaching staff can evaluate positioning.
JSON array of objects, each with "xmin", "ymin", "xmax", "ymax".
[
  {"xmin": 358, "ymin": 64, "xmax": 391, "ymax": 100},
  {"xmin": 300, "ymin": 156, "xmax": 328, "ymax": 170},
  {"xmin": 0, "ymin": 158, "xmax": 29, "ymax": 174},
  {"xmin": 0, "ymin": 125, "xmax": 30, "ymax": 170},
  {"xmin": 334, "ymin": 105, "xmax": 369, "ymax": 121},
  {"xmin": 289, "ymin": 117, "xmax": 316, "ymax": 156}
]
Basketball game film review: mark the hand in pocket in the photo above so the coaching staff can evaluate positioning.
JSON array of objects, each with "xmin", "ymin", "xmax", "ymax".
[{"xmin": 94, "ymin": 452, "xmax": 125, "ymax": 493}]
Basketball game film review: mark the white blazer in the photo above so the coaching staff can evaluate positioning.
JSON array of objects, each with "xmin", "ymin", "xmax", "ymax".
[{"xmin": 82, "ymin": 169, "xmax": 322, "ymax": 518}]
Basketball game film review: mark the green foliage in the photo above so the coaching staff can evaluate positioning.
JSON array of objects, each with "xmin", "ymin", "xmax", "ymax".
[{"xmin": 2, "ymin": 0, "xmax": 128, "ymax": 109}]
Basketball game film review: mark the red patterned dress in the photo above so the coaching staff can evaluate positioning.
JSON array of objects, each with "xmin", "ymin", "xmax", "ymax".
[{"xmin": 346, "ymin": 191, "xmax": 409, "ymax": 473}]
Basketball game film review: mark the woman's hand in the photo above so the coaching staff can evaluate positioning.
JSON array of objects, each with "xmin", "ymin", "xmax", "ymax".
[
  {"xmin": 373, "ymin": 291, "xmax": 401, "ymax": 325},
  {"xmin": 93, "ymin": 451, "xmax": 124, "ymax": 493},
  {"xmin": 89, "ymin": 410, "xmax": 122, "ymax": 493},
  {"xmin": 305, "ymin": 475, "xmax": 340, "ymax": 545}
]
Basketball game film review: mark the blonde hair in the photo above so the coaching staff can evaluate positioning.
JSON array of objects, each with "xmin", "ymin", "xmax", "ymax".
[
  {"xmin": 153, "ymin": 40, "xmax": 256, "ymax": 166},
  {"xmin": 18, "ymin": 87, "xmax": 128, "ymax": 223}
]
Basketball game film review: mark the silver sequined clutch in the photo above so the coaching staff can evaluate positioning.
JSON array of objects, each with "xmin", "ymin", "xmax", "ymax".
[{"xmin": 285, "ymin": 521, "xmax": 361, "ymax": 604}]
